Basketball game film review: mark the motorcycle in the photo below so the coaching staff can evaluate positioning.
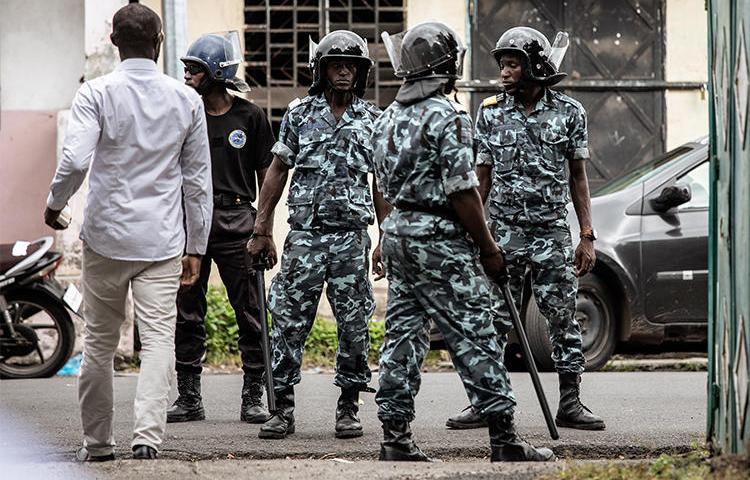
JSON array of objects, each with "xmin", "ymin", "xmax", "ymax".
[{"xmin": 0, "ymin": 236, "xmax": 80, "ymax": 379}]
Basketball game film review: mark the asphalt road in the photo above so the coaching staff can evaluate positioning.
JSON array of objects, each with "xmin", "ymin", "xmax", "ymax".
[{"xmin": 0, "ymin": 371, "xmax": 705, "ymax": 465}]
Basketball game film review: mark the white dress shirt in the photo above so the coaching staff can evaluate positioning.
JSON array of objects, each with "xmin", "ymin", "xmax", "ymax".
[{"xmin": 48, "ymin": 58, "xmax": 212, "ymax": 261}]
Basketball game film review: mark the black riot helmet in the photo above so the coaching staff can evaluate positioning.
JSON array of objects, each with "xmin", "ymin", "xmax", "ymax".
[
  {"xmin": 181, "ymin": 31, "xmax": 250, "ymax": 93},
  {"xmin": 382, "ymin": 21, "xmax": 466, "ymax": 80},
  {"xmin": 491, "ymin": 27, "xmax": 569, "ymax": 86},
  {"xmin": 308, "ymin": 30, "xmax": 374, "ymax": 98}
]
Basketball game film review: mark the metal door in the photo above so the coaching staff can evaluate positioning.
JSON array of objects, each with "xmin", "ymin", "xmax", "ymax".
[
  {"xmin": 640, "ymin": 160, "xmax": 710, "ymax": 324},
  {"xmin": 467, "ymin": 0, "xmax": 681, "ymax": 191},
  {"xmin": 708, "ymin": 0, "xmax": 750, "ymax": 455}
]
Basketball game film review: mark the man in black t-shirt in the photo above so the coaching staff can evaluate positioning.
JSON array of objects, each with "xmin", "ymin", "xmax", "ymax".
[{"xmin": 167, "ymin": 32, "xmax": 275, "ymax": 424}]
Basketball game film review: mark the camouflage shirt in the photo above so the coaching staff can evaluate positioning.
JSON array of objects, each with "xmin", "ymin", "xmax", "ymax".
[
  {"xmin": 372, "ymin": 94, "xmax": 478, "ymax": 238},
  {"xmin": 475, "ymin": 89, "xmax": 589, "ymax": 224},
  {"xmin": 272, "ymin": 94, "xmax": 381, "ymax": 230}
]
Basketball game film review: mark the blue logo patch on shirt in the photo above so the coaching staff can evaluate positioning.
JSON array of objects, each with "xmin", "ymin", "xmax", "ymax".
[{"xmin": 228, "ymin": 129, "xmax": 246, "ymax": 149}]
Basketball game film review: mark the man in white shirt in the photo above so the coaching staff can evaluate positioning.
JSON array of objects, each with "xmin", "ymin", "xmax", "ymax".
[{"xmin": 44, "ymin": 3, "xmax": 212, "ymax": 461}]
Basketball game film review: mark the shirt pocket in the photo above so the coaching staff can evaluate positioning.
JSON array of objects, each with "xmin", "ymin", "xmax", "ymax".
[
  {"xmin": 489, "ymin": 128, "xmax": 517, "ymax": 173},
  {"xmin": 539, "ymin": 127, "xmax": 568, "ymax": 171},
  {"xmin": 348, "ymin": 184, "xmax": 371, "ymax": 206},
  {"xmin": 298, "ymin": 129, "xmax": 331, "ymax": 157},
  {"xmin": 346, "ymin": 131, "xmax": 372, "ymax": 174},
  {"xmin": 287, "ymin": 157, "xmax": 320, "ymax": 206}
]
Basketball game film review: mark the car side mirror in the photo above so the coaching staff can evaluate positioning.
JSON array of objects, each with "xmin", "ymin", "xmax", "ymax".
[{"xmin": 650, "ymin": 185, "xmax": 692, "ymax": 213}]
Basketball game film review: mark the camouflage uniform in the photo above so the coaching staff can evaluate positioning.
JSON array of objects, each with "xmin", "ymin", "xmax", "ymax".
[
  {"xmin": 372, "ymin": 94, "xmax": 516, "ymax": 422},
  {"xmin": 475, "ymin": 89, "xmax": 589, "ymax": 374},
  {"xmin": 269, "ymin": 93, "xmax": 380, "ymax": 391}
]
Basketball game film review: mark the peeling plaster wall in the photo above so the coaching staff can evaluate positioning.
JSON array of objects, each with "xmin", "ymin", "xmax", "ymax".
[
  {"xmin": 665, "ymin": 0, "xmax": 709, "ymax": 149},
  {"xmin": 406, "ymin": 0, "xmax": 471, "ymax": 106},
  {"xmin": 0, "ymin": 0, "xmax": 85, "ymax": 245}
]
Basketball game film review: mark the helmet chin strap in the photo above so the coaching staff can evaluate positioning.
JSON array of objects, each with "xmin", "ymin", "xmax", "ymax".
[{"xmin": 195, "ymin": 76, "xmax": 216, "ymax": 95}]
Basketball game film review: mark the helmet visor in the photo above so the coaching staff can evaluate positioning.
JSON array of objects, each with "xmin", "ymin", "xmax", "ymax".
[
  {"xmin": 382, "ymin": 29, "xmax": 465, "ymax": 79},
  {"xmin": 309, "ymin": 37, "xmax": 318, "ymax": 68},
  {"xmin": 214, "ymin": 30, "xmax": 243, "ymax": 69},
  {"xmin": 381, "ymin": 30, "xmax": 406, "ymax": 76},
  {"xmin": 548, "ymin": 31, "xmax": 569, "ymax": 70}
]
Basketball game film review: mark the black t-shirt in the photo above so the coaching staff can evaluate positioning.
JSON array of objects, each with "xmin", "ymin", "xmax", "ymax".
[{"xmin": 206, "ymin": 96, "xmax": 275, "ymax": 201}]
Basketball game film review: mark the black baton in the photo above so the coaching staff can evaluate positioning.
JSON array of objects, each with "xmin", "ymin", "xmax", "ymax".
[
  {"xmin": 496, "ymin": 275, "xmax": 559, "ymax": 440},
  {"xmin": 252, "ymin": 256, "xmax": 276, "ymax": 412}
]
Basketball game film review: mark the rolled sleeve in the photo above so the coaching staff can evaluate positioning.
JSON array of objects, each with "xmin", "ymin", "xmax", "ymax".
[
  {"xmin": 271, "ymin": 141, "xmax": 295, "ymax": 168},
  {"xmin": 444, "ymin": 170, "xmax": 480, "ymax": 195},
  {"xmin": 567, "ymin": 104, "xmax": 590, "ymax": 161},
  {"xmin": 274, "ymin": 109, "xmax": 299, "ymax": 167},
  {"xmin": 474, "ymin": 106, "xmax": 494, "ymax": 167},
  {"xmin": 180, "ymin": 99, "xmax": 213, "ymax": 255},
  {"xmin": 439, "ymin": 113, "xmax": 478, "ymax": 195}
]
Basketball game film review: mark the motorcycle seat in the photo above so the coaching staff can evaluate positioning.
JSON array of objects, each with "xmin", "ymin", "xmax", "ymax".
[{"xmin": 0, "ymin": 242, "xmax": 44, "ymax": 277}]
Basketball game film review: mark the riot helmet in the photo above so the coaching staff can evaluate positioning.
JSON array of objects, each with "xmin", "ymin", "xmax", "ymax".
[
  {"xmin": 382, "ymin": 21, "xmax": 466, "ymax": 80},
  {"xmin": 491, "ymin": 27, "xmax": 569, "ymax": 86},
  {"xmin": 181, "ymin": 31, "xmax": 250, "ymax": 93},
  {"xmin": 308, "ymin": 30, "xmax": 374, "ymax": 98}
]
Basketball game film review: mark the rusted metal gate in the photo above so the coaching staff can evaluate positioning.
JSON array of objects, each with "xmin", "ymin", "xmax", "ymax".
[
  {"xmin": 708, "ymin": 0, "xmax": 750, "ymax": 455},
  {"xmin": 466, "ymin": 0, "xmax": 700, "ymax": 190},
  {"xmin": 244, "ymin": 0, "xmax": 405, "ymax": 132}
]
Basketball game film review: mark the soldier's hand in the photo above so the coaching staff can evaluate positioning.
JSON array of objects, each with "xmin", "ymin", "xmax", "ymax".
[
  {"xmin": 574, "ymin": 239, "xmax": 596, "ymax": 276},
  {"xmin": 181, "ymin": 254, "xmax": 202, "ymax": 286},
  {"xmin": 372, "ymin": 242, "xmax": 385, "ymax": 281},
  {"xmin": 247, "ymin": 235, "xmax": 278, "ymax": 268},
  {"xmin": 480, "ymin": 249, "xmax": 508, "ymax": 281}
]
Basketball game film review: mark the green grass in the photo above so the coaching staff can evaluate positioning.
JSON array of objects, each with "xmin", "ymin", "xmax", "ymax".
[
  {"xmin": 204, "ymin": 285, "xmax": 447, "ymax": 369},
  {"xmin": 543, "ymin": 445, "xmax": 749, "ymax": 480}
]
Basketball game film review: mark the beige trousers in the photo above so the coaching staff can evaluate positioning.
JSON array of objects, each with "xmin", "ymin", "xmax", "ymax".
[{"xmin": 79, "ymin": 244, "xmax": 181, "ymax": 455}]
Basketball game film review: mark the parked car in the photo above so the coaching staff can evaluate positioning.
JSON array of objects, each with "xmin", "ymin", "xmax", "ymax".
[
  {"xmin": 431, "ymin": 137, "xmax": 709, "ymax": 371},
  {"xmin": 525, "ymin": 136, "xmax": 709, "ymax": 370}
]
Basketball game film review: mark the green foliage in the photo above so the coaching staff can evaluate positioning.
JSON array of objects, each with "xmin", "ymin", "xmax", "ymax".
[
  {"xmin": 204, "ymin": 286, "xmax": 240, "ymax": 365},
  {"xmin": 203, "ymin": 286, "xmax": 389, "ymax": 367},
  {"xmin": 547, "ymin": 446, "xmax": 717, "ymax": 480}
]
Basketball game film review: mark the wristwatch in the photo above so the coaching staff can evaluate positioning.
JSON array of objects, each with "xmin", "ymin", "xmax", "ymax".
[{"xmin": 580, "ymin": 228, "xmax": 597, "ymax": 241}]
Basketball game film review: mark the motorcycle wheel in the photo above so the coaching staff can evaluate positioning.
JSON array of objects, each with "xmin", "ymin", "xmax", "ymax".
[{"xmin": 0, "ymin": 288, "xmax": 75, "ymax": 379}]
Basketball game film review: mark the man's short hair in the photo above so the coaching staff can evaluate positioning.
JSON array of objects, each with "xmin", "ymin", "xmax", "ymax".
[{"xmin": 112, "ymin": 3, "xmax": 162, "ymax": 50}]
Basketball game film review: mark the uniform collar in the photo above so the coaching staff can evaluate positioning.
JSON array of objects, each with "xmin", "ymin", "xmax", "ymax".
[
  {"xmin": 503, "ymin": 88, "xmax": 555, "ymax": 113},
  {"xmin": 117, "ymin": 58, "xmax": 158, "ymax": 71},
  {"xmin": 313, "ymin": 93, "xmax": 361, "ymax": 128}
]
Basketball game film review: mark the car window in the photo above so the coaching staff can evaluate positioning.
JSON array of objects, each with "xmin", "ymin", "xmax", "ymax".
[
  {"xmin": 594, "ymin": 146, "xmax": 693, "ymax": 196},
  {"xmin": 677, "ymin": 161, "xmax": 709, "ymax": 209}
]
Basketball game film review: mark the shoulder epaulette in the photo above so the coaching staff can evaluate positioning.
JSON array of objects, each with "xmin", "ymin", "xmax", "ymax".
[
  {"xmin": 448, "ymin": 98, "xmax": 467, "ymax": 114},
  {"xmin": 287, "ymin": 97, "xmax": 302, "ymax": 110},
  {"xmin": 553, "ymin": 91, "xmax": 584, "ymax": 110},
  {"xmin": 363, "ymin": 100, "xmax": 382, "ymax": 116},
  {"xmin": 482, "ymin": 95, "xmax": 499, "ymax": 107}
]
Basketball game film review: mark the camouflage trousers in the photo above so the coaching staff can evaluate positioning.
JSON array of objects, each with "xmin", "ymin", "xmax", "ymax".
[
  {"xmin": 268, "ymin": 229, "xmax": 375, "ymax": 391},
  {"xmin": 491, "ymin": 218, "xmax": 585, "ymax": 374},
  {"xmin": 375, "ymin": 233, "xmax": 516, "ymax": 422}
]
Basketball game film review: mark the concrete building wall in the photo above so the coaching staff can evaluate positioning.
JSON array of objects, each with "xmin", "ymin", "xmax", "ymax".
[
  {"xmin": 406, "ymin": 0, "xmax": 471, "ymax": 105},
  {"xmin": 665, "ymin": 0, "xmax": 709, "ymax": 149},
  {"xmin": 0, "ymin": 0, "xmax": 86, "ymax": 244}
]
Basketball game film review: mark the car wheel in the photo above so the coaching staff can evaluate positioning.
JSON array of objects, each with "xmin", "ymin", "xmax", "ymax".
[{"xmin": 524, "ymin": 274, "xmax": 616, "ymax": 372}]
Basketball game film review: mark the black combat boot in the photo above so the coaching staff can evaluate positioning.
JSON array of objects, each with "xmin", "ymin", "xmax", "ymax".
[
  {"xmin": 166, "ymin": 371, "xmax": 205, "ymax": 423},
  {"xmin": 379, "ymin": 420, "xmax": 431, "ymax": 462},
  {"xmin": 489, "ymin": 414, "xmax": 555, "ymax": 462},
  {"xmin": 445, "ymin": 406, "xmax": 487, "ymax": 429},
  {"xmin": 240, "ymin": 374, "xmax": 271, "ymax": 423},
  {"xmin": 258, "ymin": 387, "xmax": 295, "ymax": 439},
  {"xmin": 335, "ymin": 387, "xmax": 363, "ymax": 438},
  {"xmin": 555, "ymin": 373, "xmax": 606, "ymax": 430}
]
